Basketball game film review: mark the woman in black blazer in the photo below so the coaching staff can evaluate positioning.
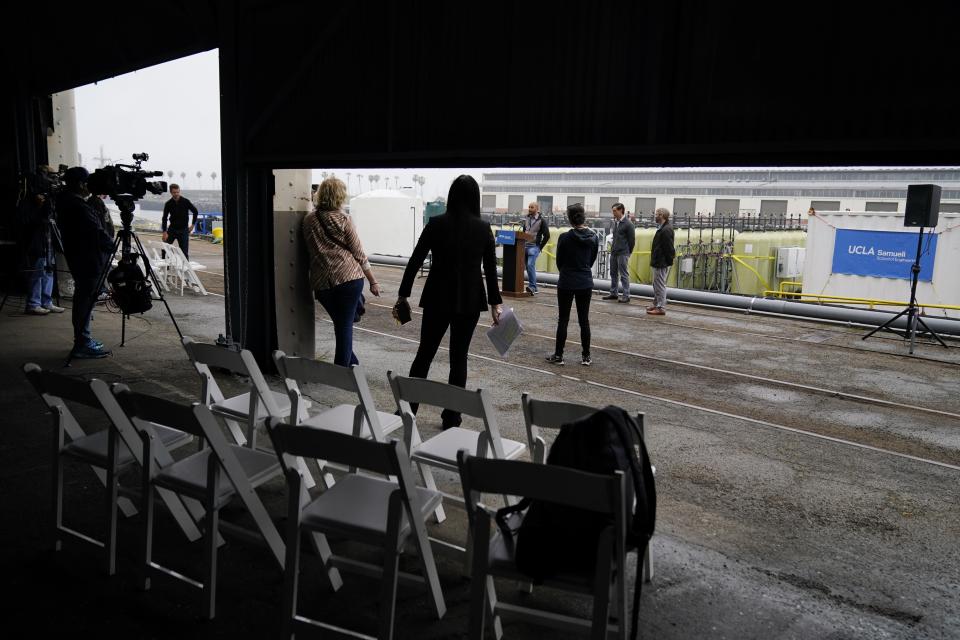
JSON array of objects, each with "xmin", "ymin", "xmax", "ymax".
[{"xmin": 397, "ymin": 175, "xmax": 502, "ymax": 428}]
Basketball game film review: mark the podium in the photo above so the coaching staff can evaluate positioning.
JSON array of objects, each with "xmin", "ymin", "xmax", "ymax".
[{"xmin": 501, "ymin": 231, "xmax": 535, "ymax": 298}]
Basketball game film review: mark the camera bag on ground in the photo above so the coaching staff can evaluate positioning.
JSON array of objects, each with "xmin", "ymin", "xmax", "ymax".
[
  {"xmin": 495, "ymin": 405, "xmax": 656, "ymax": 640},
  {"xmin": 108, "ymin": 253, "xmax": 153, "ymax": 314}
]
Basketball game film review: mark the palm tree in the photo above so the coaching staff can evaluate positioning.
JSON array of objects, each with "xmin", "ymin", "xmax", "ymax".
[
  {"xmin": 368, "ymin": 175, "xmax": 375, "ymax": 190},
  {"xmin": 210, "ymin": 171, "xmax": 218, "ymax": 189},
  {"xmin": 373, "ymin": 175, "xmax": 380, "ymax": 189},
  {"xmin": 346, "ymin": 172, "xmax": 351, "ymax": 195},
  {"xmin": 180, "ymin": 171, "xmax": 186, "ymax": 186},
  {"xmin": 196, "ymin": 171, "xmax": 203, "ymax": 189},
  {"xmin": 167, "ymin": 170, "xmax": 174, "ymax": 182},
  {"xmin": 357, "ymin": 174, "xmax": 364, "ymax": 193},
  {"xmin": 395, "ymin": 175, "xmax": 400, "ymax": 191}
]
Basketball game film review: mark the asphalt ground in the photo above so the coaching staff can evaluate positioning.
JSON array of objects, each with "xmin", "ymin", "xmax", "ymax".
[{"xmin": 1, "ymin": 234, "xmax": 958, "ymax": 639}]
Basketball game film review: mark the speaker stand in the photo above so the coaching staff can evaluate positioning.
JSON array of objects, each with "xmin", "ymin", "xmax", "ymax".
[{"xmin": 861, "ymin": 227, "xmax": 947, "ymax": 355}]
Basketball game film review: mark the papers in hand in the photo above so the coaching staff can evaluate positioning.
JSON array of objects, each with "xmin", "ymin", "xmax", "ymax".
[{"xmin": 486, "ymin": 307, "xmax": 523, "ymax": 357}]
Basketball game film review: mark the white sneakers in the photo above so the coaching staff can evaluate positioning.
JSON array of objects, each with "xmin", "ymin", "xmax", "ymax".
[{"xmin": 25, "ymin": 304, "xmax": 65, "ymax": 315}]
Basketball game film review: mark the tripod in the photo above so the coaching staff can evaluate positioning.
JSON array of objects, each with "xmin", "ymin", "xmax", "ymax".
[
  {"xmin": 861, "ymin": 227, "xmax": 947, "ymax": 355},
  {"xmin": 65, "ymin": 197, "xmax": 183, "ymax": 366}
]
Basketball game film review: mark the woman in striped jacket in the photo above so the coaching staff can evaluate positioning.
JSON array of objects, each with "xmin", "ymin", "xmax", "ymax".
[{"xmin": 303, "ymin": 177, "xmax": 380, "ymax": 366}]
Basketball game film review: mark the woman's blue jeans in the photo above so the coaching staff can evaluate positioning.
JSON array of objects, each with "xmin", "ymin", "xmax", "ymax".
[{"xmin": 315, "ymin": 278, "xmax": 364, "ymax": 367}]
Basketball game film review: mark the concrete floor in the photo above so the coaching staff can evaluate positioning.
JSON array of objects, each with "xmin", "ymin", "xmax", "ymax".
[{"xmin": 1, "ymin": 233, "xmax": 958, "ymax": 639}]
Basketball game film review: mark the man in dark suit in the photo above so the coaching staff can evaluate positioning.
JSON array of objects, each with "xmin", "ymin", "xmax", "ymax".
[
  {"xmin": 397, "ymin": 175, "xmax": 502, "ymax": 428},
  {"xmin": 603, "ymin": 202, "xmax": 635, "ymax": 303}
]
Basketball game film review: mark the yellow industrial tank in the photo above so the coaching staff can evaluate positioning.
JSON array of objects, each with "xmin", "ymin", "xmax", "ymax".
[
  {"xmin": 732, "ymin": 231, "xmax": 802, "ymax": 296},
  {"xmin": 548, "ymin": 227, "xmax": 572, "ymax": 274},
  {"xmin": 628, "ymin": 228, "xmax": 657, "ymax": 284}
]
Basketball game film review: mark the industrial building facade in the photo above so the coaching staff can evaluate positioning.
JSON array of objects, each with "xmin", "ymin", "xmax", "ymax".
[{"xmin": 480, "ymin": 168, "xmax": 960, "ymax": 217}]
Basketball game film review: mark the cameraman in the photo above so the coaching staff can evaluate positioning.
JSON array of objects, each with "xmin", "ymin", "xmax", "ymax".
[
  {"xmin": 161, "ymin": 184, "xmax": 198, "ymax": 258},
  {"xmin": 18, "ymin": 166, "xmax": 65, "ymax": 315},
  {"xmin": 57, "ymin": 167, "xmax": 114, "ymax": 359}
]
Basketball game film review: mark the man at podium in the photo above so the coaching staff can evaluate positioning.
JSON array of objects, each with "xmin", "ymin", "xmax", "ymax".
[{"xmin": 522, "ymin": 202, "xmax": 550, "ymax": 295}]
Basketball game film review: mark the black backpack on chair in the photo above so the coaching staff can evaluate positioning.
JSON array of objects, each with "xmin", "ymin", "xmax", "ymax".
[{"xmin": 496, "ymin": 406, "xmax": 656, "ymax": 640}]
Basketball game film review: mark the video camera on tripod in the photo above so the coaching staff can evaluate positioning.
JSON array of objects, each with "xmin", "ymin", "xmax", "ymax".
[
  {"xmin": 88, "ymin": 152, "xmax": 167, "ymax": 227},
  {"xmin": 86, "ymin": 153, "xmax": 168, "ymax": 316}
]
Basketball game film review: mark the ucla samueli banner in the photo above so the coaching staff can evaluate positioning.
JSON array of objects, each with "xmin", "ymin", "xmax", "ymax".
[{"xmin": 832, "ymin": 229, "xmax": 937, "ymax": 281}]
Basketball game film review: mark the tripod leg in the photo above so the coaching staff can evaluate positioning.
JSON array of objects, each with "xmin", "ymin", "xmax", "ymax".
[
  {"xmin": 131, "ymin": 232, "xmax": 184, "ymax": 340},
  {"xmin": 862, "ymin": 307, "xmax": 909, "ymax": 341},
  {"xmin": 914, "ymin": 315, "xmax": 949, "ymax": 349}
]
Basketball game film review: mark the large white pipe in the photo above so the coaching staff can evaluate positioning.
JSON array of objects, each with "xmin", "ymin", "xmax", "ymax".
[{"xmin": 368, "ymin": 254, "xmax": 960, "ymax": 337}]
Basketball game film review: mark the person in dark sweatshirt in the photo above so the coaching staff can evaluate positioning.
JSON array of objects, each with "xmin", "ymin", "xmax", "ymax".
[
  {"xmin": 546, "ymin": 203, "xmax": 599, "ymax": 366},
  {"xmin": 161, "ymin": 184, "xmax": 199, "ymax": 258}
]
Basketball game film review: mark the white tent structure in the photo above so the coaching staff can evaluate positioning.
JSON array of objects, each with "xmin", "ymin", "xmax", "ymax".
[{"xmin": 349, "ymin": 189, "xmax": 424, "ymax": 257}]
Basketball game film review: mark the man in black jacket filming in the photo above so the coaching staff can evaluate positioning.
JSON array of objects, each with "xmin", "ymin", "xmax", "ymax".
[{"xmin": 57, "ymin": 167, "xmax": 114, "ymax": 358}]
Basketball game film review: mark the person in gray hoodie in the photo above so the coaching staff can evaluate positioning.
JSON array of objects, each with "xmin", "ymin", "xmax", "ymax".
[{"xmin": 546, "ymin": 203, "xmax": 599, "ymax": 366}]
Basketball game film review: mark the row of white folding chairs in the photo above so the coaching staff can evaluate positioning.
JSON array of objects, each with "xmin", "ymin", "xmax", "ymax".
[
  {"xmin": 180, "ymin": 335, "xmax": 653, "ymax": 584},
  {"xmin": 141, "ymin": 239, "xmax": 208, "ymax": 296},
  {"xmin": 178, "ymin": 338, "xmax": 654, "ymax": 638},
  {"xmin": 24, "ymin": 353, "xmax": 650, "ymax": 639},
  {"xmin": 22, "ymin": 362, "xmax": 444, "ymax": 635}
]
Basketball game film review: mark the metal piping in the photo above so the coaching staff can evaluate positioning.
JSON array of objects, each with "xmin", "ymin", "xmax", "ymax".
[{"xmin": 368, "ymin": 255, "xmax": 960, "ymax": 337}]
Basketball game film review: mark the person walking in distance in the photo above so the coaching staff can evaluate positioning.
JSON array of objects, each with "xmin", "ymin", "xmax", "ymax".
[
  {"xmin": 161, "ymin": 184, "xmax": 199, "ymax": 258},
  {"xmin": 303, "ymin": 177, "xmax": 380, "ymax": 366},
  {"xmin": 396, "ymin": 175, "xmax": 502, "ymax": 429},
  {"xmin": 523, "ymin": 202, "xmax": 550, "ymax": 295},
  {"xmin": 647, "ymin": 207, "xmax": 675, "ymax": 316},
  {"xmin": 546, "ymin": 203, "xmax": 598, "ymax": 366},
  {"xmin": 602, "ymin": 202, "xmax": 634, "ymax": 303}
]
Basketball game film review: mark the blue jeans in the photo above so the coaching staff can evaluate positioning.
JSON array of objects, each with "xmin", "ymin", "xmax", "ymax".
[
  {"xmin": 72, "ymin": 275, "xmax": 99, "ymax": 349},
  {"xmin": 315, "ymin": 278, "xmax": 364, "ymax": 367},
  {"xmin": 525, "ymin": 245, "xmax": 540, "ymax": 292},
  {"xmin": 164, "ymin": 228, "xmax": 190, "ymax": 259},
  {"xmin": 26, "ymin": 257, "xmax": 54, "ymax": 309}
]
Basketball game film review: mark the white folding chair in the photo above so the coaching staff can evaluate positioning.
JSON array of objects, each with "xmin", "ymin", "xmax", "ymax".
[
  {"xmin": 139, "ymin": 240, "xmax": 171, "ymax": 292},
  {"xmin": 268, "ymin": 419, "xmax": 446, "ymax": 640},
  {"xmin": 274, "ymin": 351, "xmax": 404, "ymax": 487},
  {"xmin": 182, "ymin": 336, "xmax": 295, "ymax": 448},
  {"xmin": 458, "ymin": 451, "xmax": 629, "ymax": 640},
  {"xmin": 521, "ymin": 393, "xmax": 654, "ymax": 583},
  {"xmin": 22, "ymin": 363, "xmax": 195, "ymax": 575},
  {"xmin": 113, "ymin": 386, "xmax": 287, "ymax": 619},
  {"xmin": 164, "ymin": 242, "xmax": 208, "ymax": 295},
  {"xmin": 387, "ymin": 371, "xmax": 526, "ymax": 524},
  {"xmin": 183, "ymin": 336, "xmax": 318, "ymax": 491}
]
